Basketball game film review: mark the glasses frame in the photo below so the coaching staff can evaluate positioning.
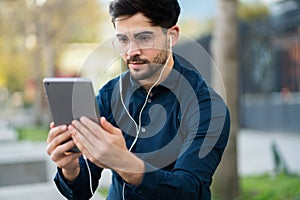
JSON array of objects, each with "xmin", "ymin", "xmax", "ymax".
[{"xmin": 112, "ymin": 28, "xmax": 168, "ymax": 53}]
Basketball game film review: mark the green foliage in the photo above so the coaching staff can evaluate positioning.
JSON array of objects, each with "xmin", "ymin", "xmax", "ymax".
[
  {"xmin": 0, "ymin": 50, "xmax": 29, "ymax": 92},
  {"xmin": 238, "ymin": 2, "xmax": 269, "ymax": 21},
  {"xmin": 98, "ymin": 187, "xmax": 109, "ymax": 198},
  {"xmin": 16, "ymin": 125, "xmax": 49, "ymax": 141},
  {"xmin": 241, "ymin": 173, "xmax": 300, "ymax": 200},
  {"xmin": 0, "ymin": 0, "xmax": 104, "ymax": 93},
  {"xmin": 36, "ymin": 0, "xmax": 103, "ymax": 43}
]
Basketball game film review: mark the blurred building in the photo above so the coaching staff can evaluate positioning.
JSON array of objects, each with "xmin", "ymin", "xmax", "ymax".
[{"xmin": 177, "ymin": 0, "xmax": 300, "ymax": 132}]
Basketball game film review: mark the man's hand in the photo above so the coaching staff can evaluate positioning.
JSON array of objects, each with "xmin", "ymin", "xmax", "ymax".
[
  {"xmin": 46, "ymin": 122, "xmax": 82, "ymax": 182},
  {"xmin": 70, "ymin": 117, "xmax": 145, "ymax": 185}
]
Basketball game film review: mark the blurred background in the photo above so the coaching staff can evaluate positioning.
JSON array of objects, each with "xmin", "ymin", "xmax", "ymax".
[{"xmin": 0, "ymin": 0, "xmax": 299, "ymax": 199}]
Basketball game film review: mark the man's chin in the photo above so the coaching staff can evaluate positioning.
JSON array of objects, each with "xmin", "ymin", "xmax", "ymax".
[{"xmin": 130, "ymin": 70, "xmax": 150, "ymax": 82}]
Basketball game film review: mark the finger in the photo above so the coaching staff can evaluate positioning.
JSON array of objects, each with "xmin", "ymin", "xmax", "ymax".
[
  {"xmin": 46, "ymin": 130, "xmax": 72, "ymax": 155},
  {"xmin": 60, "ymin": 139, "xmax": 80, "ymax": 155},
  {"xmin": 71, "ymin": 120, "xmax": 98, "ymax": 151},
  {"xmin": 79, "ymin": 116, "xmax": 105, "ymax": 139},
  {"xmin": 69, "ymin": 128, "xmax": 85, "ymax": 151},
  {"xmin": 71, "ymin": 121, "xmax": 109, "ymax": 165},
  {"xmin": 71, "ymin": 129, "xmax": 93, "ymax": 159},
  {"xmin": 57, "ymin": 153, "xmax": 81, "ymax": 169},
  {"xmin": 53, "ymin": 150, "xmax": 81, "ymax": 169},
  {"xmin": 72, "ymin": 134, "xmax": 108, "ymax": 169},
  {"xmin": 50, "ymin": 122, "xmax": 55, "ymax": 129},
  {"xmin": 72, "ymin": 118, "xmax": 103, "ymax": 144},
  {"xmin": 50, "ymin": 139, "xmax": 80, "ymax": 161},
  {"xmin": 100, "ymin": 117, "xmax": 122, "ymax": 135},
  {"xmin": 68, "ymin": 124, "xmax": 76, "ymax": 132},
  {"xmin": 47, "ymin": 125, "xmax": 67, "ymax": 143},
  {"xmin": 72, "ymin": 121, "xmax": 103, "ymax": 157}
]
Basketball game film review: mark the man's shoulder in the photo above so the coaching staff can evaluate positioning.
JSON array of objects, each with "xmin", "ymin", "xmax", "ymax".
[
  {"xmin": 174, "ymin": 56, "xmax": 206, "ymax": 84},
  {"xmin": 174, "ymin": 58, "xmax": 224, "ymax": 102},
  {"xmin": 177, "ymin": 62, "xmax": 207, "ymax": 91}
]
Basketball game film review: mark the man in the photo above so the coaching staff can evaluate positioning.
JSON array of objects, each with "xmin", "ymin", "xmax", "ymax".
[{"xmin": 46, "ymin": 0, "xmax": 230, "ymax": 199}]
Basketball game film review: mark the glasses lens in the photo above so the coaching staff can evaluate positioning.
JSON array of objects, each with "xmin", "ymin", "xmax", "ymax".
[
  {"xmin": 136, "ymin": 33, "xmax": 154, "ymax": 49},
  {"xmin": 112, "ymin": 33, "xmax": 155, "ymax": 53},
  {"xmin": 112, "ymin": 36, "xmax": 129, "ymax": 53}
]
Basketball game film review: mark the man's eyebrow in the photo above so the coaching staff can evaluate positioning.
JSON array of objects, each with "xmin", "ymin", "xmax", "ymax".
[
  {"xmin": 115, "ymin": 30, "xmax": 154, "ymax": 38},
  {"xmin": 133, "ymin": 31, "xmax": 154, "ymax": 38},
  {"xmin": 116, "ymin": 33, "xmax": 127, "ymax": 37}
]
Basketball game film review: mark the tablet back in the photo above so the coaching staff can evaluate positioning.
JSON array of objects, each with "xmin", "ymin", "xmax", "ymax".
[{"xmin": 43, "ymin": 77, "xmax": 100, "ymax": 126}]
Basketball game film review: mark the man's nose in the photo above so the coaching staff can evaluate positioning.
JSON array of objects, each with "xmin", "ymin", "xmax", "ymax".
[{"xmin": 127, "ymin": 40, "xmax": 141, "ymax": 56}]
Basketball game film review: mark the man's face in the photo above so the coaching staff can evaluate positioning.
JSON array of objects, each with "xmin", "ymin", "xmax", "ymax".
[{"xmin": 114, "ymin": 13, "xmax": 169, "ymax": 82}]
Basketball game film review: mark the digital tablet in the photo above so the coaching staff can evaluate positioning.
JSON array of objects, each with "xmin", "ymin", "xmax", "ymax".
[{"xmin": 43, "ymin": 77, "xmax": 100, "ymax": 152}]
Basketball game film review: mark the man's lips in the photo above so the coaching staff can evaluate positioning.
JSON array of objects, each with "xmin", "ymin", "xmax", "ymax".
[
  {"xmin": 130, "ymin": 61, "xmax": 145, "ymax": 64},
  {"xmin": 128, "ymin": 62, "xmax": 145, "ymax": 69},
  {"xmin": 128, "ymin": 59, "xmax": 148, "ymax": 68},
  {"xmin": 127, "ymin": 56, "xmax": 150, "ymax": 69}
]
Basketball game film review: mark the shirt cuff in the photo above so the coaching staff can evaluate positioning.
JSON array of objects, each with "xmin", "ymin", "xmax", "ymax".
[
  {"xmin": 54, "ymin": 167, "xmax": 88, "ymax": 200},
  {"xmin": 126, "ymin": 162, "xmax": 164, "ymax": 197}
]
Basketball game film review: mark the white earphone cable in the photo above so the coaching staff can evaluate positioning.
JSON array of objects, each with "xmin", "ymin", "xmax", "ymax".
[
  {"xmin": 121, "ymin": 36, "xmax": 173, "ymax": 200},
  {"xmin": 83, "ymin": 35, "xmax": 173, "ymax": 200},
  {"xmin": 83, "ymin": 155, "xmax": 96, "ymax": 200}
]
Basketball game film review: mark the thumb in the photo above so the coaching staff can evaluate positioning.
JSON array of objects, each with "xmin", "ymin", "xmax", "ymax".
[
  {"xmin": 100, "ymin": 117, "xmax": 121, "ymax": 135},
  {"xmin": 50, "ymin": 122, "xmax": 55, "ymax": 129}
]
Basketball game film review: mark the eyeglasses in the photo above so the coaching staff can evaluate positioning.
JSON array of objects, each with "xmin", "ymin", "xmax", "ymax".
[{"xmin": 112, "ymin": 32, "xmax": 157, "ymax": 53}]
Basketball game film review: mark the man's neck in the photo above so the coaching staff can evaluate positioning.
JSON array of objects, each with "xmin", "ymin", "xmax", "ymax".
[{"xmin": 140, "ymin": 57, "xmax": 174, "ymax": 92}]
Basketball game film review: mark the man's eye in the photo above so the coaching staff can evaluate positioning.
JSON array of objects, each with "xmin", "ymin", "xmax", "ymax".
[
  {"xmin": 117, "ymin": 36, "xmax": 129, "ymax": 43},
  {"xmin": 137, "ymin": 34, "xmax": 152, "ymax": 42}
]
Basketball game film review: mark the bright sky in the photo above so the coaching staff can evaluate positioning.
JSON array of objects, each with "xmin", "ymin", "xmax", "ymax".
[
  {"xmin": 178, "ymin": 0, "xmax": 217, "ymax": 21},
  {"xmin": 178, "ymin": 0, "xmax": 282, "ymax": 21},
  {"xmin": 98, "ymin": 0, "xmax": 282, "ymax": 21}
]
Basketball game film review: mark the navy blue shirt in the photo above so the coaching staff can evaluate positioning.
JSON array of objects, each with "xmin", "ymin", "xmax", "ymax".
[{"xmin": 54, "ymin": 56, "xmax": 230, "ymax": 200}]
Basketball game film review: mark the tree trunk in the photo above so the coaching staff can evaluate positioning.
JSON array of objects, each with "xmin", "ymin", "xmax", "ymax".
[
  {"xmin": 211, "ymin": 0, "xmax": 240, "ymax": 200},
  {"xmin": 32, "ymin": 46, "xmax": 44, "ymax": 125}
]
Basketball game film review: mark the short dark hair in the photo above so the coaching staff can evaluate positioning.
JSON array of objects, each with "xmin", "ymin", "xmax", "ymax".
[{"xmin": 109, "ymin": 0, "xmax": 181, "ymax": 29}]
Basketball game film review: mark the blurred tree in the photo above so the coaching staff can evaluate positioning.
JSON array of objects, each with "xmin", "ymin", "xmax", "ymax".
[
  {"xmin": 0, "ymin": 0, "xmax": 103, "ymax": 124},
  {"xmin": 0, "ymin": 1, "xmax": 29, "ymax": 92},
  {"xmin": 238, "ymin": 2, "xmax": 269, "ymax": 21},
  {"xmin": 211, "ymin": 0, "xmax": 240, "ymax": 200}
]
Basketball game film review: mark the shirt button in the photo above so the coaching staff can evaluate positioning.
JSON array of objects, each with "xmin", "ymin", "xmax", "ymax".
[
  {"xmin": 147, "ymin": 99, "xmax": 152, "ymax": 103},
  {"xmin": 137, "ymin": 190, "xmax": 143, "ymax": 194},
  {"xmin": 141, "ymin": 127, "xmax": 146, "ymax": 133}
]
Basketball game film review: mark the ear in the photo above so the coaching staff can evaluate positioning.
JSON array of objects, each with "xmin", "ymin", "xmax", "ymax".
[{"xmin": 169, "ymin": 26, "xmax": 180, "ymax": 46}]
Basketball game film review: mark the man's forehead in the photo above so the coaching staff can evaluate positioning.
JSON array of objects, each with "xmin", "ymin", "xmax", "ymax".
[
  {"xmin": 114, "ymin": 13, "xmax": 164, "ymax": 34},
  {"xmin": 115, "ymin": 27, "xmax": 160, "ymax": 36}
]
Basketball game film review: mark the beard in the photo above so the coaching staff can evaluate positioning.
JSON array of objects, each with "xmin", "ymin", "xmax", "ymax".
[{"xmin": 126, "ymin": 49, "xmax": 169, "ymax": 82}]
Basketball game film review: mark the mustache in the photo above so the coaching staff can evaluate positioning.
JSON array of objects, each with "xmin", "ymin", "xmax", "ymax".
[{"xmin": 126, "ymin": 56, "xmax": 150, "ymax": 65}]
